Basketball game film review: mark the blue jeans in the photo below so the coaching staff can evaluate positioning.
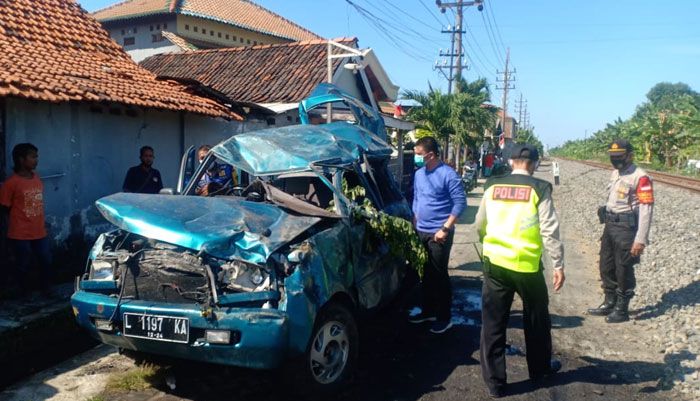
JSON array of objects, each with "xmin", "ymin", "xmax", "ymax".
[{"xmin": 9, "ymin": 237, "xmax": 53, "ymax": 290}]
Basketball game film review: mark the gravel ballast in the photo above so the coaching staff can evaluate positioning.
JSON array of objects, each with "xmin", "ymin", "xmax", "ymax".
[{"xmin": 552, "ymin": 159, "xmax": 700, "ymax": 398}]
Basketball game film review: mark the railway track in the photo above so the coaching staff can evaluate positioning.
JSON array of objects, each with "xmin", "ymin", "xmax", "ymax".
[{"xmin": 556, "ymin": 158, "xmax": 700, "ymax": 193}]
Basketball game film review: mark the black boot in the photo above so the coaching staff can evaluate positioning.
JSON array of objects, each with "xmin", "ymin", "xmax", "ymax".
[
  {"xmin": 588, "ymin": 292, "xmax": 616, "ymax": 316},
  {"xmin": 606, "ymin": 293, "xmax": 631, "ymax": 323}
]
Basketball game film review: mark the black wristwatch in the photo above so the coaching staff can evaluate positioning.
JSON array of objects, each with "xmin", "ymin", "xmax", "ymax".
[{"xmin": 440, "ymin": 225, "xmax": 451, "ymax": 233}]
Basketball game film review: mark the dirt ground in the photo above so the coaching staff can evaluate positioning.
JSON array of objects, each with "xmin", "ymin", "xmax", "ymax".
[{"xmin": 0, "ymin": 174, "xmax": 687, "ymax": 401}]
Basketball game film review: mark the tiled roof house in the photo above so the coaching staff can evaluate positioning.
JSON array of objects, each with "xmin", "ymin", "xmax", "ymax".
[
  {"xmin": 140, "ymin": 38, "xmax": 401, "ymax": 118},
  {"xmin": 0, "ymin": 0, "xmax": 249, "ymax": 254},
  {"xmin": 92, "ymin": 0, "xmax": 322, "ymax": 61}
]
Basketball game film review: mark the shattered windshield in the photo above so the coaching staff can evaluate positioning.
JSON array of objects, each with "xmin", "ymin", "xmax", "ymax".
[{"xmin": 210, "ymin": 122, "xmax": 392, "ymax": 176}]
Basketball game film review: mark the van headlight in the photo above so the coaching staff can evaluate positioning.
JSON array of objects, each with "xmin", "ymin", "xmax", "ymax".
[{"xmin": 90, "ymin": 260, "xmax": 115, "ymax": 281}]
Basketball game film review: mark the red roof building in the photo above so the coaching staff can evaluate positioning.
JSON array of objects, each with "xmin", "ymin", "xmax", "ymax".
[
  {"xmin": 0, "ymin": 0, "xmax": 244, "ymax": 248},
  {"xmin": 92, "ymin": 0, "xmax": 322, "ymax": 62}
]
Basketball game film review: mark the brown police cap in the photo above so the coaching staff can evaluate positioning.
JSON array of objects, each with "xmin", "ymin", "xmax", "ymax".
[{"xmin": 608, "ymin": 139, "xmax": 633, "ymax": 155}]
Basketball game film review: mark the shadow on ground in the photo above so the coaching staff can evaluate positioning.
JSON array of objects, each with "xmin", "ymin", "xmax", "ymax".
[
  {"xmin": 634, "ymin": 280, "xmax": 700, "ymax": 320},
  {"xmin": 505, "ymin": 350, "xmax": 697, "ymax": 398}
]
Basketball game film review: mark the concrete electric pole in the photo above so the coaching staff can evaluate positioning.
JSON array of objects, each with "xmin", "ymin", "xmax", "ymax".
[
  {"xmin": 434, "ymin": 0, "xmax": 484, "ymax": 162},
  {"xmin": 496, "ymin": 47, "xmax": 515, "ymax": 139},
  {"xmin": 434, "ymin": 0, "xmax": 484, "ymax": 94},
  {"xmin": 515, "ymin": 93, "xmax": 527, "ymax": 133}
]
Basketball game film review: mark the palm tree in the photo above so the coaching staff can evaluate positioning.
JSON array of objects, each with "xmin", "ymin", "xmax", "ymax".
[
  {"xmin": 402, "ymin": 78, "xmax": 496, "ymax": 170},
  {"xmin": 402, "ymin": 88, "xmax": 454, "ymax": 160}
]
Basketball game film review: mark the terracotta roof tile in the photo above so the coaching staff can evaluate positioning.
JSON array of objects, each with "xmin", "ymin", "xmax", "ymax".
[
  {"xmin": 141, "ymin": 38, "xmax": 357, "ymax": 104},
  {"xmin": 161, "ymin": 30, "xmax": 198, "ymax": 51},
  {"xmin": 0, "ymin": 0, "xmax": 238, "ymax": 119},
  {"xmin": 93, "ymin": 0, "xmax": 321, "ymax": 41}
]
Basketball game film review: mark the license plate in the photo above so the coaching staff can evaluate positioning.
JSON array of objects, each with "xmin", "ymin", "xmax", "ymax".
[{"xmin": 123, "ymin": 313, "xmax": 189, "ymax": 343}]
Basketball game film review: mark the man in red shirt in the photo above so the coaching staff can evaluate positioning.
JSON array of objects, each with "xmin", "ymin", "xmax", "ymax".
[
  {"xmin": 484, "ymin": 151, "xmax": 495, "ymax": 177},
  {"xmin": 0, "ymin": 143, "xmax": 52, "ymax": 294}
]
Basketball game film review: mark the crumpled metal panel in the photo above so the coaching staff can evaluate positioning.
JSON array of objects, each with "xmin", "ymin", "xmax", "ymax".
[
  {"xmin": 280, "ymin": 220, "xmax": 405, "ymax": 353},
  {"xmin": 280, "ymin": 223, "xmax": 356, "ymax": 353},
  {"xmin": 299, "ymin": 83, "xmax": 387, "ymax": 141},
  {"xmin": 211, "ymin": 122, "xmax": 391, "ymax": 176},
  {"xmin": 95, "ymin": 193, "xmax": 320, "ymax": 264}
]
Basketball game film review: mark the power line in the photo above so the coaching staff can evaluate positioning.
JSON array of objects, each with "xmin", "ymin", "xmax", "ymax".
[
  {"xmin": 378, "ymin": 0, "xmax": 442, "ymax": 33},
  {"xmin": 463, "ymin": 21, "xmax": 500, "ymax": 72},
  {"xmin": 354, "ymin": 0, "xmax": 443, "ymax": 43},
  {"xmin": 462, "ymin": 43, "xmax": 485, "ymax": 78},
  {"xmin": 345, "ymin": 0, "xmax": 436, "ymax": 62},
  {"xmin": 418, "ymin": 0, "xmax": 446, "ymax": 26},
  {"xmin": 484, "ymin": 0, "xmax": 507, "ymax": 54},
  {"xmin": 480, "ymin": 10, "xmax": 505, "ymax": 64}
]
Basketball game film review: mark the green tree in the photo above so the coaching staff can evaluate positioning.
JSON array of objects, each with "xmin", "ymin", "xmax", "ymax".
[
  {"xmin": 402, "ymin": 88, "xmax": 454, "ymax": 159},
  {"xmin": 403, "ymin": 78, "xmax": 496, "ymax": 169}
]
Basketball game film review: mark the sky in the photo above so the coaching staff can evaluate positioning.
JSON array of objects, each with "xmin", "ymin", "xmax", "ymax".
[{"xmin": 79, "ymin": 0, "xmax": 700, "ymax": 148}]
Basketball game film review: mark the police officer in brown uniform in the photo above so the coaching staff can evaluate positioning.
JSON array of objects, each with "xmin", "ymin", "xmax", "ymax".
[{"xmin": 588, "ymin": 139, "xmax": 654, "ymax": 323}]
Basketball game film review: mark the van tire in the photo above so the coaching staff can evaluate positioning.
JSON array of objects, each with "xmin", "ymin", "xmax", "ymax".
[{"xmin": 293, "ymin": 302, "xmax": 358, "ymax": 396}]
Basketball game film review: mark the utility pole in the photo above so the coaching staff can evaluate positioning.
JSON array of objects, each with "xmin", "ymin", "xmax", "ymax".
[
  {"xmin": 515, "ymin": 93, "xmax": 527, "ymax": 132},
  {"xmin": 435, "ymin": 0, "xmax": 483, "ymax": 93},
  {"xmin": 434, "ymin": 0, "xmax": 483, "ymax": 162},
  {"xmin": 496, "ymin": 47, "xmax": 515, "ymax": 139}
]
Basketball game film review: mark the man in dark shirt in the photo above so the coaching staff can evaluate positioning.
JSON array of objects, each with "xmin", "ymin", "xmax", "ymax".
[{"xmin": 122, "ymin": 146, "xmax": 163, "ymax": 194}]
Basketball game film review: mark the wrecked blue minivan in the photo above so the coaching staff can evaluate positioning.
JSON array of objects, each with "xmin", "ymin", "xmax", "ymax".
[{"xmin": 71, "ymin": 86, "xmax": 411, "ymax": 391}]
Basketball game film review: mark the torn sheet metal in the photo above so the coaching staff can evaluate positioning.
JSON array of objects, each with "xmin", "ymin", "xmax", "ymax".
[
  {"xmin": 299, "ymin": 83, "xmax": 387, "ymax": 141},
  {"xmin": 95, "ymin": 193, "xmax": 320, "ymax": 264},
  {"xmin": 211, "ymin": 122, "xmax": 391, "ymax": 176}
]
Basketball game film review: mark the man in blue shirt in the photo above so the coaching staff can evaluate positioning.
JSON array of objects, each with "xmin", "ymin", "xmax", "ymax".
[
  {"xmin": 409, "ymin": 136, "xmax": 466, "ymax": 333},
  {"xmin": 195, "ymin": 145, "xmax": 236, "ymax": 196}
]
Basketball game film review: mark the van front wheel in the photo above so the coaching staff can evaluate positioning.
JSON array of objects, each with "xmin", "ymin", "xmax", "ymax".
[{"xmin": 302, "ymin": 303, "xmax": 358, "ymax": 392}]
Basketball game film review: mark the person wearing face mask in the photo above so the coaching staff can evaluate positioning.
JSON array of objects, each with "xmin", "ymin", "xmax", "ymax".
[
  {"xmin": 408, "ymin": 136, "xmax": 466, "ymax": 334},
  {"xmin": 475, "ymin": 143, "xmax": 564, "ymax": 398},
  {"xmin": 588, "ymin": 139, "xmax": 654, "ymax": 323}
]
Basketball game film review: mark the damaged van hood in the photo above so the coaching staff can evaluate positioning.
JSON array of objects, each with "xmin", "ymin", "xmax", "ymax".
[{"xmin": 95, "ymin": 193, "xmax": 320, "ymax": 264}]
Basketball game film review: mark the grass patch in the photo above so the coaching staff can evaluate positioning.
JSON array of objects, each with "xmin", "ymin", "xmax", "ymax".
[
  {"xmin": 104, "ymin": 364, "xmax": 163, "ymax": 392},
  {"xmin": 86, "ymin": 396, "xmax": 106, "ymax": 401}
]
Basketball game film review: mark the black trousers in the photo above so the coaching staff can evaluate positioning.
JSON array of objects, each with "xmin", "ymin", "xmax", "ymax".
[
  {"xmin": 599, "ymin": 222, "xmax": 639, "ymax": 296},
  {"xmin": 480, "ymin": 260, "xmax": 552, "ymax": 389},
  {"xmin": 418, "ymin": 230, "xmax": 454, "ymax": 321}
]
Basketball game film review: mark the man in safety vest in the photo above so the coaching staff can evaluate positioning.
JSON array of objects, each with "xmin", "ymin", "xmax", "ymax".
[
  {"xmin": 475, "ymin": 143, "xmax": 565, "ymax": 398},
  {"xmin": 588, "ymin": 139, "xmax": 654, "ymax": 323}
]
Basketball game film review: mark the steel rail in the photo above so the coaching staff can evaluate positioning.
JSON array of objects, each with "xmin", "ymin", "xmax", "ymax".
[{"xmin": 555, "ymin": 158, "xmax": 700, "ymax": 194}]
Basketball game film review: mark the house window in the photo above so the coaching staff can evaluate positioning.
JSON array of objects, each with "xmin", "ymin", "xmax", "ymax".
[
  {"xmin": 193, "ymin": 26, "xmax": 198, "ymax": 32},
  {"xmin": 232, "ymin": 35, "xmax": 236, "ymax": 41},
  {"xmin": 152, "ymin": 33, "xmax": 164, "ymax": 43},
  {"xmin": 225, "ymin": 34, "xmax": 229, "ymax": 40},
  {"xmin": 246, "ymin": 39, "xmax": 250, "ymax": 44},
  {"xmin": 123, "ymin": 37, "xmax": 135, "ymax": 46},
  {"xmin": 210, "ymin": 31, "xmax": 214, "ymax": 36},
  {"xmin": 185, "ymin": 24, "xmax": 190, "ymax": 30},
  {"xmin": 202, "ymin": 28, "xmax": 206, "ymax": 34},
  {"xmin": 240, "ymin": 37, "xmax": 243, "ymax": 43},
  {"xmin": 218, "ymin": 32, "xmax": 222, "ymax": 38}
]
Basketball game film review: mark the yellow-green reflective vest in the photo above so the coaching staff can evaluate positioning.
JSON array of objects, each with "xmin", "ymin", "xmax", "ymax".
[{"xmin": 482, "ymin": 174, "xmax": 551, "ymax": 273}]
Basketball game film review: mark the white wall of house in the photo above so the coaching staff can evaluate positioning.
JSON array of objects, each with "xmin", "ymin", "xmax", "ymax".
[
  {"xmin": 2, "ymin": 98, "xmax": 254, "ymax": 242},
  {"xmin": 106, "ymin": 18, "xmax": 179, "ymax": 62}
]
